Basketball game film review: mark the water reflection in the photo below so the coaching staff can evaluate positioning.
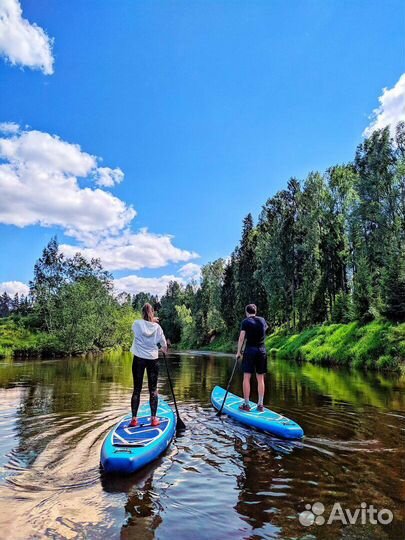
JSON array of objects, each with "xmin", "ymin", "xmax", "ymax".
[{"xmin": 0, "ymin": 352, "xmax": 403, "ymax": 539}]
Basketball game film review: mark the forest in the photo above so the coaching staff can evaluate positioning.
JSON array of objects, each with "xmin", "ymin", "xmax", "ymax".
[
  {"xmin": 155, "ymin": 123, "xmax": 405, "ymax": 368},
  {"xmin": 1, "ymin": 124, "xmax": 404, "ymax": 370}
]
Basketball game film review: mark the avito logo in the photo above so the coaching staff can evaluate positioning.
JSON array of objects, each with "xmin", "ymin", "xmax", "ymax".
[{"xmin": 299, "ymin": 502, "xmax": 393, "ymax": 527}]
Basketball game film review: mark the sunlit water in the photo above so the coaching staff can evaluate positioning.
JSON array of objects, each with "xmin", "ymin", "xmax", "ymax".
[{"xmin": 0, "ymin": 351, "xmax": 404, "ymax": 539}]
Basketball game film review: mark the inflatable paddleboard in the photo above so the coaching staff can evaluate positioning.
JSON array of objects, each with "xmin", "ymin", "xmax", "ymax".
[
  {"xmin": 100, "ymin": 399, "xmax": 176, "ymax": 474},
  {"xmin": 211, "ymin": 385, "xmax": 304, "ymax": 439}
]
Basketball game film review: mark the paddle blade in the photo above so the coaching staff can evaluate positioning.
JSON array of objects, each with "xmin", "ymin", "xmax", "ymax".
[{"xmin": 176, "ymin": 416, "xmax": 186, "ymax": 432}]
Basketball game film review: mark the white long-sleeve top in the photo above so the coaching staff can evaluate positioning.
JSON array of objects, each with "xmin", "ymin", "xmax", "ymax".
[{"xmin": 130, "ymin": 319, "xmax": 167, "ymax": 359}]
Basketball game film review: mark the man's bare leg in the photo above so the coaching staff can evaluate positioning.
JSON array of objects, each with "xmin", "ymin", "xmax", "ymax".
[
  {"xmin": 243, "ymin": 373, "xmax": 251, "ymax": 404},
  {"xmin": 257, "ymin": 373, "xmax": 265, "ymax": 407}
]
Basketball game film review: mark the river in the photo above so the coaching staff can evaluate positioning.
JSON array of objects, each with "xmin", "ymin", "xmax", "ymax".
[{"xmin": 0, "ymin": 351, "xmax": 403, "ymax": 539}]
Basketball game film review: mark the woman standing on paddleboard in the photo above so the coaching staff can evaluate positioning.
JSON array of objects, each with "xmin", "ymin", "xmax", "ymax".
[
  {"xmin": 236, "ymin": 304, "xmax": 268, "ymax": 412},
  {"xmin": 129, "ymin": 303, "xmax": 167, "ymax": 427}
]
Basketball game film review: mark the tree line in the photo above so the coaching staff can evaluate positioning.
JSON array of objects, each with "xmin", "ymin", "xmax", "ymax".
[
  {"xmin": 157, "ymin": 124, "xmax": 405, "ymax": 347},
  {"xmin": 2, "ymin": 123, "xmax": 404, "ymax": 354},
  {"xmin": 1, "ymin": 238, "xmax": 136, "ymax": 354}
]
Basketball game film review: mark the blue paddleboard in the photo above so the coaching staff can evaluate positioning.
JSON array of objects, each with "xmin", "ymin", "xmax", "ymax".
[
  {"xmin": 211, "ymin": 385, "xmax": 304, "ymax": 439},
  {"xmin": 100, "ymin": 399, "xmax": 176, "ymax": 474}
]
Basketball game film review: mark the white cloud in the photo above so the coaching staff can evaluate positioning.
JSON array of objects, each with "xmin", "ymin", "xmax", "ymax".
[
  {"xmin": 364, "ymin": 73, "xmax": 405, "ymax": 137},
  {"xmin": 114, "ymin": 274, "xmax": 184, "ymax": 297},
  {"xmin": 0, "ymin": 121, "xmax": 20, "ymax": 134},
  {"xmin": 60, "ymin": 229, "xmax": 198, "ymax": 272},
  {"xmin": 0, "ymin": 280, "xmax": 29, "ymax": 297},
  {"xmin": 0, "ymin": 124, "xmax": 199, "ymax": 280},
  {"xmin": 178, "ymin": 262, "xmax": 202, "ymax": 281},
  {"xmin": 94, "ymin": 167, "xmax": 124, "ymax": 188},
  {"xmin": 0, "ymin": 126, "xmax": 136, "ymax": 241},
  {"xmin": 0, "ymin": 0, "xmax": 54, "ymax": 75}
]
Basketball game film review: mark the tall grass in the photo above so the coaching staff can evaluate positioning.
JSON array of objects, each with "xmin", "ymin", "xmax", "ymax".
[{"xmin": 265, "ymin": 320, "xmax": 404, "ymax": 371}]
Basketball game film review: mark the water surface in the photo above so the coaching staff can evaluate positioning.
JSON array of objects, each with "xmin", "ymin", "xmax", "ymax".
[{"xmin": 0, "ymin": 351, "xmax": 403, "ymax": 539}]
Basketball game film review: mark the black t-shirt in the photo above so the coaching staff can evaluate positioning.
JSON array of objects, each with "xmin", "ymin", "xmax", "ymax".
[{"xmin": 241, "ymin": 316, "xmax": 268, "ymax": 347}]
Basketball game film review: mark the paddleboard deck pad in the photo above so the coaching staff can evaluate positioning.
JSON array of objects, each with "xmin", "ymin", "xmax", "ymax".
[
  {"xmin": 211, "ymin": 385, "xmax": 304, "ymax": 439},
  {"xmin": 101, "ymin": 399, "xmax": 176, "ymax": 474}
]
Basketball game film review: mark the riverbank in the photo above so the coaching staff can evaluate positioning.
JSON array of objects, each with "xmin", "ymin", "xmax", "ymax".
[
  {"xmin": 0, "ymin": 316, "xmax": 131, "ymax": 358},
  {"xmin": 0, "ymin": 317, "xmax": 61, "ymax": 358},
  {"xmin": 199, "ymin": 320, "xmax": 405, "ymax": 372},
  {"xmin": 2, "ymin": 316, "xmax": 404, "ymax": 372}
]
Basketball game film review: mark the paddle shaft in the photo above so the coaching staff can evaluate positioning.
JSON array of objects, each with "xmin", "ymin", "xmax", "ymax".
[
  {"xmin": 217, "ymin": 355, "xmax": 239, "ymax": 416},
  {"xmin": 162, "ymin": 351, "xmax": 186, "ymax": 431}
]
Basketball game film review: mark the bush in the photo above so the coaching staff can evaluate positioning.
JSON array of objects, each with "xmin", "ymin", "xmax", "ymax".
[{"xmin": 376, "ymin": 354, "xmax": 398, "ymax": 370}]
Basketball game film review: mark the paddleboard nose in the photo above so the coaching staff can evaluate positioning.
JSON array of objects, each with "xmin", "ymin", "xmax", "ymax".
[{"xmin": 102, "ymin": 455, "xmax": 136, "ymax": 474}]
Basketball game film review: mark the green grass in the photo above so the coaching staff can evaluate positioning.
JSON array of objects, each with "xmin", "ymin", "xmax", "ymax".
[
  {"xmin": 199, "ymin": 334, "xmax": 235, "ymax": 353},
  {"xmin": 201, "ymin": 320, "xmax": 404, "ymax": 372},
  {"xmin": 264, "ymin": 320, "xmax": 404, "ymax": 371}
]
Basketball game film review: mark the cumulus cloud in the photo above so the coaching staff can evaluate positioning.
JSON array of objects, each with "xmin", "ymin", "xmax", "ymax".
[
  {"xmin": 0, "ymin": 121, "xmax": 20, "ymax": 134},
  {"xmin": 0, "ymin": 126, "xmax": 136, "ymax": 241},
  {"xmin": 0, "ymin": 280, "xmax": 29, "ymax": 297},
  {"xmin": 0, "ymin": 0, "xmax": 54, "ymax": 74},
  {"xmin": 60, "ymin": 229, "xmax": 198, "ymax": 272},
  {"xmin": 364, "ymin": 73, "xmax": 405, "ymax": 137},
  {"xmin": 114, "ymin": 263, "xmax": 201, "ymax": 298},
  {"xmin": 178, "ymin": 262, "xmax": 202, "ymax": 281},
  {"xmin": 114, "ymin": 274, "xmax": 184, "ymax": 297},
  {"xmin": 94, "ymin": 166, "xmax": 124, "ymax": 187},
  {"xmin": 0, "ymin": 124, "xmax": 199, "ymax": 283}
]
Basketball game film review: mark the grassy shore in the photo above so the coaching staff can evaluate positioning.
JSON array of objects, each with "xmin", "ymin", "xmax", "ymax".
[
  {"xmin": 0, "ymin": 317, "xmax": 61, "ymax": 358},
  {"xmin": 200, "ymin": 320, "xmax": 405, "ymax": 372},
  {"xmin": 2, "ymin": 316, "xmax": 404, "ymax": 372}
]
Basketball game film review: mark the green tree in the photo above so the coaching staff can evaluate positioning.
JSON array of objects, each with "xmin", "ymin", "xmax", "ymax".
[
  {"xmin": 353, "ymin": 255, "xmax": 374, "ymax": 322},
  {"xmin": 159, "ymin": 281, "xmax": 184, "ymax": 343},
  {"xmin": 0, "ymin": 292, "xmax": 11, "ymax": 317},
  {"xmin": 175, "ymin": 304, "xmax": 195, "ymax": 347},
  {"xmin": 221, "ymin": 253, "xmax": 238, "ymax": 336},
  {"xmin": 382, "ymin": 245, "xmax": 405, "ymax": 322},
  {"xmin": 236, "ymin": 214, "xmax": 268, "ymax": 319}
]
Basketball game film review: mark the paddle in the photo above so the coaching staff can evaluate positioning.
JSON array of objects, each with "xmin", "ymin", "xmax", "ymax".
[
  {"xmin": 162, "ymin": 351, "xmax": 186, "ymax": 432},
  {"xmin": 216, "ymin": 355, "xmax": 239, "ymax": 416}
]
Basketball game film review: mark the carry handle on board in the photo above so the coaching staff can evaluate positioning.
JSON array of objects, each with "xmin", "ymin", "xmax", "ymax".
[{"xmin": 162, "ymin": 351, "xmax": 186, "ymax": 432}]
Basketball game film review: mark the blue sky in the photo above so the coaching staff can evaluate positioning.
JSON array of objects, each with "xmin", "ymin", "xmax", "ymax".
[{"xmin": 0, "ymin": 0, "xmax": 404, "ymax": 296}]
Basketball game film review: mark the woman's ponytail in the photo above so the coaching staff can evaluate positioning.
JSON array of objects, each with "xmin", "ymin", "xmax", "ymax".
[{"xmin": 142, "ymin": 303, "xmax": 155, "ymax": 322}]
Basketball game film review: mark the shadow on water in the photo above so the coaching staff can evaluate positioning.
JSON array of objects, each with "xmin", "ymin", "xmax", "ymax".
[{"xmin": 0, "ymin": 351, "xmax": 403, "ymax": 539}]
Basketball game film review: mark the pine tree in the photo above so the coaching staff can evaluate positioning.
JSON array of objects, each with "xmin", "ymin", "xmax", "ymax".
[
  {"xmin": 382, "ymin": 246, "xmax": 405, "ymax": 322},
  {"xmin": 221, "ymin": 254, "xmax": 238, "ymax": 335},
  {"xmin": 0, "ymin": 292, "xmax": 11, "ymax": 317},
  {"xmin": 353, "ymin": 255, "xmax": 374, "ymax": 322},
  {"xmin": 236, "ymin": 214, "xmax": 268, "ymax": 320}
]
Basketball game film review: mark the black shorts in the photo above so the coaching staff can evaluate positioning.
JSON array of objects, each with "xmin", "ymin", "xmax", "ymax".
[{"xmin": 242, "ymin": 346, "xmax": 267, "ymax": 374}]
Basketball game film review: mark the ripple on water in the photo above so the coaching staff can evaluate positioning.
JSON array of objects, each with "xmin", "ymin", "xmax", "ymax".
[{"xmin": 0, "ymin": 354, "xmax": 404, "ymax": 540}]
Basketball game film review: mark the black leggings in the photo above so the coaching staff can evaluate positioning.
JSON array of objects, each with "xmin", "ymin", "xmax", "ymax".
[{"xmin": 131, "ymin": 356, "xmax": 159, "ymax": 418}]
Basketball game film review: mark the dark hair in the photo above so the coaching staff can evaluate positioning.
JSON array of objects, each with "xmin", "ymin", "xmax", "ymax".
[
  {"xmin": 246, "ymin": 304, "xmax": 257, "ymax": 315},
  {"xmin": 142, "ymin": 303, "xmax": 155, "ymax": 322}
]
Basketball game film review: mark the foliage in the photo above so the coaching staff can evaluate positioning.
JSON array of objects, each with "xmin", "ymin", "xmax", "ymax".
[
  {"xmin": 175, "ymin": 304, "xmax": 195, "ymax": 348},
  {"xmin": 264, "ymin": 320, "xmax": 404, "ymax": 371},
  {"xmin": 1, "ymin": 238, "xmax": 138, "ymax": 356},
  {"xmin": 2, "ymin": 123, "xmax": 404, "ymax": 369},
  {"xmin": 164, "ymin": 123, "xmax": 405, "ymax": 358},
  {"xmin": 0, "ymin": 317, "xmax": 61, "ymax": 358}
]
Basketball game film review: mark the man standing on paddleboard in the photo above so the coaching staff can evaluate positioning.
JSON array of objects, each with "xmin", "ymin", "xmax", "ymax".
[{"xmin": 236, "ymin": 304, "xmax": 268, "ymax": 412}]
